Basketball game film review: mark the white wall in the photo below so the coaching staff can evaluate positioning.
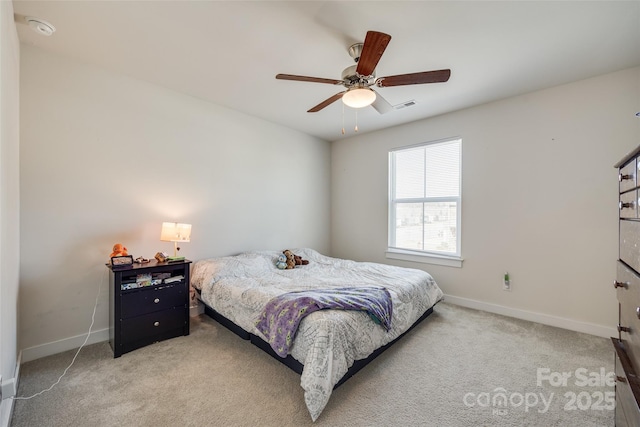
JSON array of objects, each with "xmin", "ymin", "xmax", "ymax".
[
  {"xmin": 17, "ymin": 43, "xmax": 638, "ymax": 362},
  {"xmin": 19, "ymin": 45, "xmax": 331, "ymax": 359},
  {"xmin": 0, "ymin": 0, "xmax": 21, "ymax": 420},
  {"xmin": 332, "ymin": 67, "xmax": 640, "ymax": 336}
]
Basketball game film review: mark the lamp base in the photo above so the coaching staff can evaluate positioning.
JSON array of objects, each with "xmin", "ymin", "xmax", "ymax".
[{"xmin": 167, "ymin": 256, "xmax": 185, "ymax": 263}]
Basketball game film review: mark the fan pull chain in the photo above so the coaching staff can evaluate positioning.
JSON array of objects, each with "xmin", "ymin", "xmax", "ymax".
[
  {"xmin": 354, "ymin": 109, "xmax": 359, "ymax": 132},
  {"xmin": 341, "ymin": 102, "xmax": 345, "ymax": 135}
]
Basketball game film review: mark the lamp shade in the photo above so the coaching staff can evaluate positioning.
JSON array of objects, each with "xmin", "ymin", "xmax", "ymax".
[
  {"xmin": 342, "ymin": 88, "xmax": 376, "ymax": 108},
  {"xmin": 160, "ymin": 222, "xmax": 192, "ymax": 243}
]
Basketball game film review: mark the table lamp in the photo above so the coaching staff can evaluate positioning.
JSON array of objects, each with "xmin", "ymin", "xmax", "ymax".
[{"xmin": 160, "ymin": 222, "xmax": 191, "ymax": 262}]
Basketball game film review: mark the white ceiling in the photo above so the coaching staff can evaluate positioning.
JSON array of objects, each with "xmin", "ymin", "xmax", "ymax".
[{"xmin": 12, "ymin": 1, "xmax": 640, "ymax": 142}]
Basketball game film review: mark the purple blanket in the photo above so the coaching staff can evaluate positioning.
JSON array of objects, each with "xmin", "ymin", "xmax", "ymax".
[{"xmin": 255, "ymin": 286, "xmax": 393, "ymax": 358}]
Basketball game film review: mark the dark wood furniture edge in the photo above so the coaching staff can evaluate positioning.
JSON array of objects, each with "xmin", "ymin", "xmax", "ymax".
[
  {"xmin": 615, "ymin": 146, "xmax": 640, "ymax": 169},
  {"xmin": 612, "ymin": 338, "xmax": 640, "ymax": 404},
  {"xmin": 107, "ymin": 258, "xmax": 192, "ymax": 272},
  {"xmin": 201, "ymin": 296, "xmax": 437, "ymax": 389}
]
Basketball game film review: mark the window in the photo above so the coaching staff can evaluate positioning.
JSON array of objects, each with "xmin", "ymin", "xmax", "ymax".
[{"xmin": 388, "ymin": 138, "xmax": 462, "ymax": 266}]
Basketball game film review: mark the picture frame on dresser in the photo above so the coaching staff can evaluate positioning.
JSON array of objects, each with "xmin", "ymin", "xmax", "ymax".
[{"xmin": 110, "ymin": 255, "xmax": 134, "ymax": 269}]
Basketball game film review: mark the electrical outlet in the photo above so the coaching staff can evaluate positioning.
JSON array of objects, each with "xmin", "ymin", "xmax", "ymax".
[{"xmin": 503, "ymin": 273, "xmax": 511, "ymax": 291}]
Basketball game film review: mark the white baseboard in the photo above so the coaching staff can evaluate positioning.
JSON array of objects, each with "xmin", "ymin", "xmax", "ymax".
[
  {"xmin": 17, "ymin": 296, "xmax": 614, "ymax": 362},
  {"xmin": 22, "ymin": 305, "xmax": 202, "ymax": 362},
  {"xmin": 21, "ymin": 328, "xmax": 109, "ymax": 363},
  {"xmin": 0, "ymin": 398, "xmax": 12, "ymax": 427},
  {"xmin": 443, "ymin": 294, "xmax": 617, "ymax": 339},
  {"xmin": 0, "ymin": 378, "xmax": 15, "ymax": 403},
  {"xmin": 0, "ymin": 351, "xmax": 21, "ymax": 427}
]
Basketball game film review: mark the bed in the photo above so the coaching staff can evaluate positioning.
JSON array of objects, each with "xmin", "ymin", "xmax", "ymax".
[{"xmin": 190, "ymin": 248, "xmax": 444, "ymax": 421}]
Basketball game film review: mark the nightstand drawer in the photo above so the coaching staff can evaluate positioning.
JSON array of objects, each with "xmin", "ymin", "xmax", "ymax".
[
  {"xmin": 121, "ymin": 307, "xmax": 187, "ymax": 345},
  {"xmin": 121, "ymin": 283, "xmax": 186, "ymax": 318}
]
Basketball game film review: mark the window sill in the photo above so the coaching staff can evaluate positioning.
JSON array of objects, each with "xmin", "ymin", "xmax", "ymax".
[{"xmin": 385, "ymin": 249, "xmax": 463, "ymax": 268}]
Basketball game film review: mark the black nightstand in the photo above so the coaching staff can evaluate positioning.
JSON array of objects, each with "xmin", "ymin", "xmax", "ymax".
[{"xmin": 108, "ymin": 259, "xmax": 191, "ymax": 357}]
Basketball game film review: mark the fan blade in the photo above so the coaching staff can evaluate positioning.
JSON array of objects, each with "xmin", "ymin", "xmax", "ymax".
[
  {"xmin": 276, "ymin": 74, "xmax": 342, "ymax": 85},
  {"xmin": 308, "ymin": 91, "xmax": 346, "ymax": 113},
  {"xmin": 377, "ymin": 69, "xmax": 451, "ymax": 87},
  {"xmin": 371, "ymin": 90, "xmax": 393, "ymax": 114},
  {"xmin": 355, "ymin": 31, "xmax": 391, "ymax": 77}
]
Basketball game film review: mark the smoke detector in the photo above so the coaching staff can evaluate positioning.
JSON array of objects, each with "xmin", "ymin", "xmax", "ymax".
[{"xmin": 25, "ymin": 17, "xmax": 56, "ymax": 36}]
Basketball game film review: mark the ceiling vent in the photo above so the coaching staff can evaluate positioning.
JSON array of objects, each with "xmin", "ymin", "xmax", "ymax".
[{"xmin": 394, "ymin": 100, "xmax": 417, "ymax": 110}]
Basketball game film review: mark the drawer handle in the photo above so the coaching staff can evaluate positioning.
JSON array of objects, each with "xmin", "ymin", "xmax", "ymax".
[
  {"xmin": 620, "ymin": 173, "xmax": 634, "ymax": 182},
  {"xmin": 154, "ymin": 321, "xmax": 160, "ymax": 327},
  {"xmin": 614, "ymin": 280, "xmax": 628, "ymax": 289},
  {"xmin": 617, "ymin": 375, "xmax": 627, "ymax": 383},
  {"xmin": 154, "ymin": 298, "xmax": 160, "ymax": 304},
  {"xmin": 619, "ymin": 201, "xmax": 635, "ymax": 209},
  {"xmin": 637, "ymin": 307, "xmax": 640, "ymax": 320},
  {"xmin": 618, "ymin": 324, "xmax": 631, "ymax": 333}
]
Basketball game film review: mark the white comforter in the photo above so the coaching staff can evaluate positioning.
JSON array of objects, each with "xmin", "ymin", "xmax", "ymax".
[{"xmin": 190, "ymin": 249, "xmax": 443, "ymax": 421}]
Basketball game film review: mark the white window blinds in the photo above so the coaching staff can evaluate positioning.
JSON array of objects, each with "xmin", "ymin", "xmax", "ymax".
[{"xmin": 389, "ymin": 138, "xmax": 461, "ymax": 257}]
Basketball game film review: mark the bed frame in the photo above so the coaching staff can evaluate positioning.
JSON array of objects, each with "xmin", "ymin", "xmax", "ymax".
[{"xmin": 201, "ymin": 300, "xmax": 435, "ymax": 389}]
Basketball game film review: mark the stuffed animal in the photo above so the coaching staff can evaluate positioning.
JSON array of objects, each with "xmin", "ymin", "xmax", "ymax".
[
  {"xmin": 283, "ymin": 249, "xmax": 296, "ymax": 269},
  {"xmin": 294, "ymin": 254, "xmax": 309, "ymax": 266},
  {"xmin": 275, "ymin": 253, "xmax": 287, "ymax": 270},
  {"xmin": 282, "ymin": 249, "xmax": 309, "ymax": 269},
  {"xmin": 109, "ymin": 243, "xmax": 128, "ymax": 258}
]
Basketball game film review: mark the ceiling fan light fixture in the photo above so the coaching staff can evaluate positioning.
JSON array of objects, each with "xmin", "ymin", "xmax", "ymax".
[{"xmin": 342, "ymin": 88, "xmax": 376, "ymax": 109}]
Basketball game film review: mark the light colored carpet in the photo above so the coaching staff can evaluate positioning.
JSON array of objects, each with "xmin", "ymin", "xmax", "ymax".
[{"xmin": 11, "ymin": 303, "xmax": 614, "ymax": 426}]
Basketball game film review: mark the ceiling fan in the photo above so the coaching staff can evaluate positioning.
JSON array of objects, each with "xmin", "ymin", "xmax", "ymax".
[{"xmin": 276, "ymin": 31, "xmax": 451, "ymax": 114}]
